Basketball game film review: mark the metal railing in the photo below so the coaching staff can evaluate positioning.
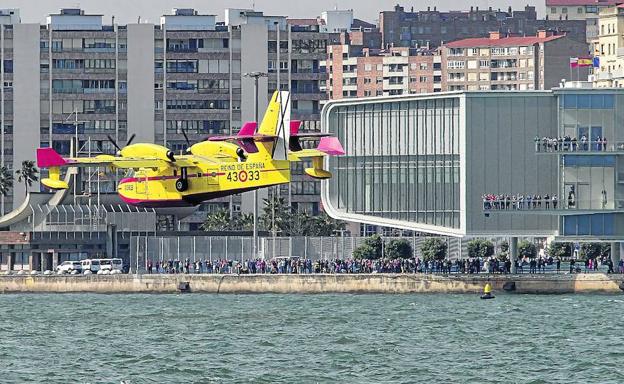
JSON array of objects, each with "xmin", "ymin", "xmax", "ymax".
[{"xmin": 534, "ymin": 140, "xmax": 624, "ymax": 153}]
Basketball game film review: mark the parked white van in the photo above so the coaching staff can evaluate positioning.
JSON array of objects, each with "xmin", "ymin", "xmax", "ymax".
[
  {"xmin": 80, "ymin": 259, "xmax": 101, "ymax": 273},
  {"xmin": 99, "ymin": 258, "xmax": 123, "ymax": 272}
]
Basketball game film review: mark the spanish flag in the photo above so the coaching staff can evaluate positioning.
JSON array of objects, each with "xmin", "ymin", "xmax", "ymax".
[{"xmin": 570, "ymin": 57, "xmax": 593, "ymax": 68}]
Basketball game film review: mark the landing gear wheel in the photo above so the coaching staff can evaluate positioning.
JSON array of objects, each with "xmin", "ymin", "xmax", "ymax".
[{"xmin": 175, "ymin": 178, "xmax": 188, "ymax": 192}]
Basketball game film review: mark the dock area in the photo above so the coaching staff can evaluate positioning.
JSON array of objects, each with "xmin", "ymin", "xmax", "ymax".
[{"xmin": 1, "ymin": 273, "xmax": 623, "ymax": 294}]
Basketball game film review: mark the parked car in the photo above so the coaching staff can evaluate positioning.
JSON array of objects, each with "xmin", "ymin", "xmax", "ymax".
[
  {"xmin": 56, "ymin": 261, "xmax": 82, "ymax": 274},
  {"xmin": 80, "ymin": 259, "xmax": 101, "ymax": 273},
  {"xmin": 99, "ymin": 258, "xmax": 123, "ymax": 272}
]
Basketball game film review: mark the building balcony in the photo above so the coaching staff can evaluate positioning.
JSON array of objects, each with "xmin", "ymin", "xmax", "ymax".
[
  {"xmin": 482, "ymin": 197, "xmax": 624, "ymax": 215},
  {"xmin": 534, "ymin": 140, "xmax": 624, "ymax": 154}
]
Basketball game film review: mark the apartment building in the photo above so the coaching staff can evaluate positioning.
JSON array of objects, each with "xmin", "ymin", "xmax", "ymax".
[
  {"xmin": 546, "ymin": 0, "xmax": 618, "ymax": 41},
  {"xmin": 323, "ymin": 45, "xmax": 441, "ymax": 99},
  {"xmin": 440, "ymin": 31, "xmax": 588, "ymax": 91},
  {"xmin": 379, "ymin": 4, "xmax": 587, "ymax": 49},
  {"xmin": 0, "ymin": 10, "xmax": 20, "ymax": 214},
  {"xmin": 591, "ymin": 4, "xmax": 624, "ymax": 87},
  {"xmin": 0, "ymin": 7, "xmax": 357, "ymax": 227}
]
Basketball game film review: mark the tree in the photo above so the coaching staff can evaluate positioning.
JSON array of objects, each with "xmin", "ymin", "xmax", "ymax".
[
  {"xmin": 283, "ymin": 210, "xmax": 313, "ymax": 236},
  {"xmin": 352, "ymin": 234, "xmax": 383, "ymax": 260},
  {"xmin": 201, "ymin": 209, "xmax": 231, "ymax": 231},
  {"xmin": 518, "ymin": 240, "xmax": 537, "ymax": 259},
  {"xmin": 580, "ymin": 243, "xmax": 610, "ymax": 260},
  {"xmin": 15, "ymin": 160, "xmax": 38, "ymax": 196},
  {"xmin": 309, "ymin": 212, "xmax": 347, "ymax": 236},
  {"xmin": 260, "ymin": 195, "xmax": 291, "ymax": 234},
  {"xmin": 384, "ymin": 239, "xmax": 413, "ymax": 259},
  {"xmin": 234, "ymin": 213, "xmax": 255, "ymax": 231},
  {"xmin": 0, "ymin": 166, "xmax": 13, "ymax": 197},
  {"xmin": 548, "ymin": 242, "xmax": 572, "ymax": 259},
  {"xmin": 467, "ymin": 239, "xmax": 494, "ymax": 259},
  {"xmin": 420, "ymin": 238, "xmax": 448, "ymax": 261}
]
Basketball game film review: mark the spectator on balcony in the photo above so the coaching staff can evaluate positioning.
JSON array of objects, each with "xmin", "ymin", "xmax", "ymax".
[
  {"xmin": 534, "ymin": 135, "xmax": 541, "ymax": 152},
  {"xmin": 595, "ymin": 136, "xmax": 602, "ymax": 151},
  {"xmin": 552, "ymin": 194, "xmax": 558, "ymax": 209},
  {"xmin": 544, "ymin": 193, "xmax": 550, "ymax": 209},
  {"xmin": 571, "ymin": 137, "xmax": 578, "ymax": 151},
  {"xmin": 580, "ymin": 135, "xmax": 588, "ymax": 151},
  {"xmin": 603, "ymin": 137, "xmax": 608, "ymax": 151}
]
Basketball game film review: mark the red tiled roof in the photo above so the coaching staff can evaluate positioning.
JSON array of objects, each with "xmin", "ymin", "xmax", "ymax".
[
  {"xmin": 545, "ymin": 0, "xmax": 618, "ymax": 6},
  {"xmin": 445, "ymin": 35, "xmax": 564, "ymax": 48}
]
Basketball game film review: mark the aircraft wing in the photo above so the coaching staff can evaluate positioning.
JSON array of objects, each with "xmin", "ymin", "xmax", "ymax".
[{"xmin": 37, "ymin": 148, "xmax": 198, "ymax": 169}]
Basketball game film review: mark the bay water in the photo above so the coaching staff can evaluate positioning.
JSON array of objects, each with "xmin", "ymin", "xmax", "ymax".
[{"xmin": 1, "ymin": 293, "xmax": 622, "ymax": 383}]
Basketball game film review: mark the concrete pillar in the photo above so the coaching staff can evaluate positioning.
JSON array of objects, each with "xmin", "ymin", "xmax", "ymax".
[
  {"xmin": 510, "ymin": 237, "xmax": 518, "ymax": 274},
  {"xmin": 106, "ymin": 224, "xmax": 117, "ymax": 258},
  {"xmin": 611, "ymin": 242, "xmax": 621, "ymax": 272},
  {"xmin": 8, "ymin": 253, "xmax": 14, "ymax": 271}
]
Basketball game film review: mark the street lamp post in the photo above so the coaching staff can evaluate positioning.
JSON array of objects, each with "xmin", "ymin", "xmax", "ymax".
[{"xmin": 244, "ymin": 71, "xmax": 267, "ymax": 259}]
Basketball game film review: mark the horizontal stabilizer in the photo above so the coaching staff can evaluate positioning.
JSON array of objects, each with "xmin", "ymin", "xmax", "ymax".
[{"xmin": 41, "ymin": 178, "xmax": 69, "ymax": 190}]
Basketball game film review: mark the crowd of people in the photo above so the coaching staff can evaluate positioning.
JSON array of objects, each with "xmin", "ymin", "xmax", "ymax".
[
  {"xmin": 482, "ymin": 193, "xmax": 559, "ymax": 210},
  {"xmin": 144, "ymin": 255, "xmax": 623, "ymax": 275},
  {"xmin": 535, "ymin": 135, "xmax": 608, "ymax": 152}
]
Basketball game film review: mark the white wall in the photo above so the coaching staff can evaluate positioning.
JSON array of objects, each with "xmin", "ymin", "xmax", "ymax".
[
  {"xmin": 12, "ymin": 24, "xmax": 40, "ymax": 205},
  {"xmin": 127, "ymin": 24, "xmax": 155, "ymax": 143}
]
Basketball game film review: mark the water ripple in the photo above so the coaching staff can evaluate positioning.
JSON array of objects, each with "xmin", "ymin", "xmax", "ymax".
[{"xmin": 0, "ymin": 293, "xmax": 622, "ymax": 383}]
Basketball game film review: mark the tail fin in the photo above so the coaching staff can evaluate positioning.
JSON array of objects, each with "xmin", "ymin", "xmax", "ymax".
[
  {"xmin": 37, "ymin": 149, "xmax": 70, "ymax": 190},
  {"xmin": 238, "ymin": 122, "xmax": 257, "ymax": 137},
  {"xmin": 37, "ymin": 148, "xmax": 67, "ymax": 168},
  {"xmin": 257, "ymin": 91, "xmax": 290, "ymax": 160}
]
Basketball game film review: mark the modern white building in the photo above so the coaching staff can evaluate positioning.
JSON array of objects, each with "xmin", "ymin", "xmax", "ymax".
[{"xmin": 322, "ymin": 88, "xmax": 624, "ymax": 245}]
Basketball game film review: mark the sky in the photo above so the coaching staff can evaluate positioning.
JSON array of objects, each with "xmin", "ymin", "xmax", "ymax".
[{"xmin": 8, "ymin": 0, "xmax": 546, "ymax": 25}]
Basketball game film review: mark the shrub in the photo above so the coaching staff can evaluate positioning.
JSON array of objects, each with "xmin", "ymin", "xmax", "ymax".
[
  {"xmin": 420, "ymin": 238, "xmax": 448, "ymax": 261},
  {"xmin": 384, "ymin": 239, "xmax": 413, "ymax": 259},
  {"xmin": 353, "ymin": 234, "xmax": 383, "ymax": 259},
  {"xmin": 580, "ymin": 243, "xmax": 610, "ymax": 261},
  {"xmin": 467, "ymin": 239, "xmax": 494, "ymax": 259},
  {"xmin": 548, "ymin": 242, "xmax": 572, "ymax": 259},
  {"xmin": 518, "ymin": 240, "xmax": 537, "ymax": 259}
]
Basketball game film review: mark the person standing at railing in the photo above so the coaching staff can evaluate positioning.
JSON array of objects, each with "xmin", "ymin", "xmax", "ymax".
[
  {"xmin": 534, "ymin": 135, "xmax": 540, "ymax": 152},
  {"xmin": 581, "ymin": 135, "xmax": 588, "ymax": 151},
  {"xmin": 595, "ymin": 136, "xmax": 602, "ymax": 152}
]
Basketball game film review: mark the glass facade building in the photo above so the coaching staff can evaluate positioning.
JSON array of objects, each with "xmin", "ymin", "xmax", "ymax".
[
  {"xmin": 326, "ymin": 97, "xmax": 461, "ymax": 231},
  {"xmin": 322, "ymin": 90, "xmax": 624, "ymax": 240}
]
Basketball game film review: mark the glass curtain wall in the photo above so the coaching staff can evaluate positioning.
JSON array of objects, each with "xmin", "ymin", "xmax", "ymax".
[{"xmin": 327, "ymin": 97, "xmax": 461, "ymax": 228}]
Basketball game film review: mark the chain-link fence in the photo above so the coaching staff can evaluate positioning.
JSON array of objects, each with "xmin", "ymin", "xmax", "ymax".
[{"xmin": 128, "ymin": 235, "xmax": 469, "ymax": 273}]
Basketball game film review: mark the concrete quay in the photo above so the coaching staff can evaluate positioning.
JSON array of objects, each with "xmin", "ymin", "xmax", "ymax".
[{"xmin": 1, "ymin": 273, "xmax": 624, "ymax": 294}]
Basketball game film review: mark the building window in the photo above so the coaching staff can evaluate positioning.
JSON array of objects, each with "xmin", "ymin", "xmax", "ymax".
[
  {"xmin": 551, "ymin": 7, "xmax": 556, "ymax": 14},
  {"xmin": 562, "ymin": 7, "xmax": 567, "ymax": 13},
  {"xmin": 577, "ymin": 7, "xmax": 583, "ymax": 14}
]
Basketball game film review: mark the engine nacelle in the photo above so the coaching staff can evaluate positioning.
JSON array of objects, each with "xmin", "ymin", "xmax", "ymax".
[
  {"xmin": 189, "ymin": 141, "xmax": 242, "ymax": 159},
  {"xmin": 120, "ymin": 144, "xmax": 175, "ymax": 162}
]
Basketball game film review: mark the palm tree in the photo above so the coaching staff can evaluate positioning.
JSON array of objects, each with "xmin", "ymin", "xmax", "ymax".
[
  {"xmin": 310, "ymin": 212, "xmax": 347, "ymax": 236},
  {"xmin": 0, "ymin": 165, "xmax": 13, "ymax": 197},
  {"xmin": 234, "ymin": 213, "xmax": 255, "ymax": 231},
  {"xmin": 15, "ymin": 160, "xmax": 38, "ymax": 196},
  {"xmin": 260, "ymin": 195, "xmax": 291, "ymax": 234},
  {"xmin": 201, "ymin": 209, "xmax": 232, "ymax": 231}
]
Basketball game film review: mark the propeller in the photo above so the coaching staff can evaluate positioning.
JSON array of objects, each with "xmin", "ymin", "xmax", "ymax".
[
  {"xmin": 107, "ymin": 134, "xmax": 137, "ymax": 155},
  {"xmin": 181, "ymin": 128, "xmax": 191, "ymax": 151}
]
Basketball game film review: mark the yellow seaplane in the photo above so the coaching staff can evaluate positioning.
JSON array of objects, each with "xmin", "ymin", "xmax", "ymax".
[{"xmin": 36, "ymin": 91, "xmax": 344, "ymax": 208}]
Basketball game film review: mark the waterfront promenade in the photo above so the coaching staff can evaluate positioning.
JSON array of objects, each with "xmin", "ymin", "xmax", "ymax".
[{"xmin": 1, "ymin": 273, "xmax": 623, "ymax": 294}]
